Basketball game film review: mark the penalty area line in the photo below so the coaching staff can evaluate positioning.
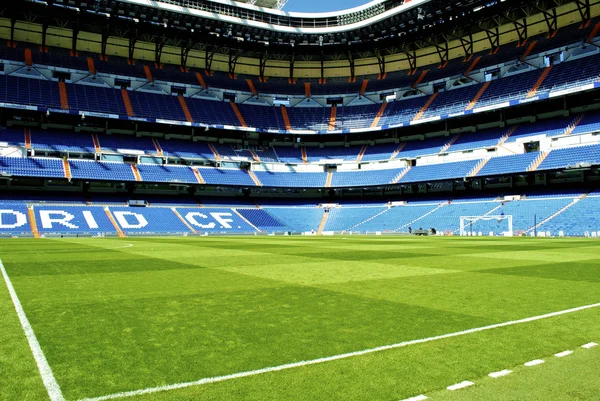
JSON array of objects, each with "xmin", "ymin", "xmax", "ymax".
[
  {"xmin": 79, "ymin": 302, "xmax": 600, "ymax": 401},
  {"xmin": 0, "ymin": 259, "xmax": 66, "ymax": 401}
]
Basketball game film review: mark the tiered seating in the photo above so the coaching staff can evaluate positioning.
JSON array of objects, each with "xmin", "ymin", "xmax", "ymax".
[
  {"xmin": 34, "ymin": 206, "xmax": 116, "ymax": 235},
  {"xmin": 68, "ymin": 159, "xmax": 135, "ymax": 181},
  {"xmin": 508, "ymin": 118, "xmax": 570, "ymax": 142},
  {"xmin": 0, "ymin": 128, "xmax": 26, "ymax": 147},
  {"xmin": 236, "ymin": 209, "xmax": 286, "ymax": 231},
  {"xmin": 136, "ymin": 164, "xmax": 198, "ymax": 184},
  {"xmin": 128, "ymin": 91, "xmax": 187, "ymax": 121},
  {"xmin": 263, "ymin": 207, "xmax": 324, "ymax": 232},
  {"xmin": 197, "ymin": 167, "xmax": 255, "ymax": 186},
  {"xmin": 0, "ymin": 75, "xmax": 62, "ymax": 109},
  {"xmin": 538, "ymin": 144, "xmax": 600, "ymax": 170},
  {"xmin": 361, "ymin": 143, "xmax": 398, "ymax": 162},
  {"xmin": 325, "ymin": 206, "xmax": 387, "ymax": 232},
  {"xmin": 31, "ymin": 130, "xmax": 95, "ymax": 153},
  {"xmin": 160, "ymin": 139, "xmax": 215, "ymax": 160},
  {"xmin": 396, "ymin": 136, "xmax": 449, "ymax": 159},
  {"xmin": 0, "ymin": 203, "xmax": 32, "ymax": 236},
  {"xmin": 477, "ymin": 153, "xmax": 539, "ymax": 176},
  {"xmin": 400, "ymin": 160, "xmax": 479, "ymax": 183},
  {"xmin": 67, "ymin": 84, "xmax": 127, "ymax": 115},
  {"xmin": 331, "ymin": 169, "xmax": 402, "ymax": 187},
  {"xmin": 274, "ymin": 147, "xmax": 304, "ymax": 164},
  {"xmin": 570, "ymin": 111, "xmax": 600, "ymax": 136},
  {"xmin": 0, "ymin": 156, "xmax": 64, "ymax": 178},
  {"xmin": 446, "ymin": 128, "xmax": 506, "ymax": 152},
  {"xmin": 306, "ymin": 146, "xmax": 363, "ymax": 162},
  {"xmin": 255, "ymin": 171, "xmax": 328, "ymax": 188},
  {"xmin": 98, "ymin": 134, "xmax": 158, "ymax": 154}
]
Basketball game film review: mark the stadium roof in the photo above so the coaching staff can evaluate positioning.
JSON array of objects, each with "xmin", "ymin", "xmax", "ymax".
[{"xmin": 236, "ymin": 0, "xmax": 288, "ymax": 10}]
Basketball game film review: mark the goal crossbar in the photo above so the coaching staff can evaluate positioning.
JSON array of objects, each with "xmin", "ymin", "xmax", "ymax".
[{"xmin": 460, "ymin": 215, "xmax": 513, "ymax": 236}]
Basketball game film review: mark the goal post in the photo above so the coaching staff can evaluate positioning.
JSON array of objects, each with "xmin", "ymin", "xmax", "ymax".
[{"xmin": 460, "ymin": 215, "xmax": 513, "ymax": 237}]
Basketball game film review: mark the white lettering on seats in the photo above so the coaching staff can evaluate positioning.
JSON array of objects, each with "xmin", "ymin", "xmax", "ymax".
[
  {"xmin": 0, "ymin": 210, "xmax": 27, "ymax": 229},
  {"xmin": 113, "ymin": 212, "xmax": 148, "ymax": 229},
  {"xmin": 211, "ymin": 212, "xmax": 234, "ymax": 229},
  {"xmin": 185, "ymin": 212, "xmax": 216, "ymax": 229},
  {"xmin": 82, "ymin": 211, "xmax": 99, "ymax": 229},
  {"xmin": 39, "ymin": 211, "xmax": 78, "ymax": 229}
]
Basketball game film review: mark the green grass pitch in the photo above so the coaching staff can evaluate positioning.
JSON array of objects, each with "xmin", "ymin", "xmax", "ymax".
[{"xmin": 1, "ymin": 236, "xmax": 599, "ymax": 401}]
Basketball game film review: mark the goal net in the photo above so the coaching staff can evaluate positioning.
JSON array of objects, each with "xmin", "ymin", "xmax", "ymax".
[{"xmin": 460, "ymin": 215, "xmax": 513, "ymax": 237}]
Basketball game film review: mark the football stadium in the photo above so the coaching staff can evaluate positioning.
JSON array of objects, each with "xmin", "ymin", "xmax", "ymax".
[{"xmin": 1, "ymin": 0, "xmax": 600, "ymax": 400}]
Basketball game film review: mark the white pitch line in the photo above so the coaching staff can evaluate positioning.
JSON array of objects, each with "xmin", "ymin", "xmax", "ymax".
[
  {"xmin": 78, "ymin": 302, "xmax": 600, "ymax": 401},
  {"xmin": 400, "ymin": 395, "xmax": 428, "ymax": 401},
  {"xmin": 554, "ymin": 350, "xmax": 573, "ymax": 358},
  {"xmin": 582, "ymin": 342, "xmax": 598, "ymax": 349},
  {"xmin": 447, "ymin": 381, "xmax": 474, "ymax": 391},
  {"xmin": 0, "ymin": 260, "xmax": 66, "ymax": 401},
  {"xmin": 524, "ymin": 359, "xmax": 545, "ymax": 367},
  {"xmin": 488, "ymin": 369, "xmax": 512, "ymax": 378}
]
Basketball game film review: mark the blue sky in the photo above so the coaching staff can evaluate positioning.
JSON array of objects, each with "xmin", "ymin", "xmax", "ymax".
[{"xmin": 283, "ymin": 0, "xmax": 368, "ymax": 13}]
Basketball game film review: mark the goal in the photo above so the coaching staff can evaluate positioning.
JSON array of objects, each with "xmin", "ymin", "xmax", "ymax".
[{"xmin": 460, "ymin": 215, "xmax": 513, "ymax": 237}]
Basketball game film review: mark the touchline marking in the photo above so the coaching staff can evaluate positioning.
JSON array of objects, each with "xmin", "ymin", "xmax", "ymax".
[
  {"xmin": 524, "ymin": 359, "xmax": 545, "ymax": 367},
  {"xmin": 77, "ymin": 302, "xmax": 600, "ymax": 401},
  {"xmin": 554, "ymin": 350, "xmax": 573, "ymax": 358},
  {"xmin": 488, "ymin": 369, "xmax": 512, "ymax": 378},
  {"xmin": 0, "ymin": 260, "xmax": 66, "ymax": 401},
  {"xmin": 582, "ymin": 342, "xmax": 597, "ymax": 349},
  {"xmin": 447, "ymin": 381, "xmax": 474, "ymax": 391},
  {"xmin": 400, "ymin": 395, "xmax": 428, "ymax": 401}
]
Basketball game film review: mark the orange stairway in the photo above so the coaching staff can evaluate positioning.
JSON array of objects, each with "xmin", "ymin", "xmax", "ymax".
[
  {"xmin": 356, "ymin": 145, "xmax": 368, "ymax": 162},
  {"xmin": 24, "ymin": 48, "xmax": 32, "ymax": 66},
  {"xmin": 192, "ymin": 167, "xmax": 205, "ymax": 184},
  {"xmin": 143, "ymin": 65, "xmax": 154, "ymax": 82},
  {"xmin": 412, "ymin": 70, "xmax": 428, "ymax": 88},
  {"xmin": 121, "ymin": 89, "xmax": 134, "ymax": 117},
  {"xmin": 527, "ymin": 151, "xmax": 550, "ymax": 172},
  {"xmin": 131, "ymin": 164, "xmax": 142, "ymax": 182},
  {"xmin": 195, "ymin": 72, "xmax": 207, "ymax": 89},
  {"xmin": 104, "ymin": 207, "xmax": 126, "ymax": 237},
  {"xmin": 304, "ymin": 82, "xmax": 311, "ymax": 98},
  {"xmin": 92, "ymin": 133, "xmax": 101, "ymax": 153},
  {"xmin": 391, "ymin": 143, "xmax": 406, "ymax": 159},
  {"xmin": 27, "ymin": 207, "xmax": 40, "ymax": 238},
  {"xmin": 328, "ymin": 105, "xmax": 337, "ymax": 131},
  {"xmin": 413, "ymin": 93, "xmax": 438, "ymax": 121},
  {"xmin": 466, "ymin": 81, "xmax": 491, "ymax": 110},
  {"xmin": 178, "ymin": 95, "xmax": 193, "ymax": 122},
  {"xmin": 371, "ymin": 103, "xmax": 388, "ymax": 128},
  {"xmin": 230, "ymin": 102, "xmax": 247, "ymax": 127},
  {"xmin": 280, "ymin": 105, "xmax": 292, "ymax": 131},
  {"xmin": 527, "ymin": 66, "xmax": 552, "ymax": 98},
  {"xmin": 325, "ymin": 171, "xmax": 333, "ymax": 188},
  {"xmin": 152, "ymin": 138, "xmax": 164, "ymax": 156},
  {"xmin": 301, "ymin": 147, "xmax": 308, "ymax": 163},
  {"xmin": 246, "ymin": 79, "xmax": 258, "ymax": 96},
  {"xmin": 521, "ymin": 40, "xmax": 537, "ymax": 61},
  {"xmin": 248, "ymin": 170, "xmax": 263, "ymax": 186},
  {"xmin": 564, "ymin": 114, "xmax": 584, "ymax": 136},
  {"xmin": 58, "ymin": 82, "xmax": 69, "ymax": 110},
  {"xmin": 24, "ymin": 128, "xmax": 31, "ymax": 149},
  {"xmin": 63, "ymin": 159, "xmax": 72, "ymax": 180},
  {"xmin": 208, "ymin": 143, "xmax": 221, "ymax": 161},
  {"xmin": 391, "ymin": 167, "xmax": 411, "ymax": 184},
  {"xmin": 588, "ymin": 22, "xmax": 600, "ymax": 43},
  {"xmin": 87, "ymin": 57, "xmax": 96, "ymax": 75},
  {"xmin": 464, "ymin": 56, "xmax": 481, "ymax": 76},
  {"xmin": 171, "ymin": 208, "xmax": 197, "ymax": 233},
  {"xmin": 316, "ymin": 210, "xmax": 329, "ymax": 235},
  {"xmin": 360, "ymin": 79, "xmax": 369, "ymax": 95}
]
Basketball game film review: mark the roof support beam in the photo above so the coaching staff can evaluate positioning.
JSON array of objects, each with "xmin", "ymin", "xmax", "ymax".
[
  {"xmin": 403, "ymin": 44, "xmax": 417, "ymax": 74},
  {"xmin": 41, "ymin": 19, "xmax": 48, "ymax": 51},
  {"xmin": 289, "ymin": 53, "xmax": 296, "ymax": 83},
  {"xmin": 536, "ymin": 5, "xmax": 558, "ymax": 38},
  {"xmin": 228, "ymin": 50, "xmax": 243, "ymax": 77},
  {"xmin": 71, "ymin": 21, "xmax": 80, "ymax": 56},
  {"xmin": 347, "ymin": 51, "xmax": 355, "ymax": 82},
  {"xmin": 128, "ymin": 31, "xmax": 137, "ymax": 62},
  {"xmin": 180, "ymin": 40, "xmax": 194, "ymax": 69},
  {"xmin": 259, "ymin": 52, "xmax": 268, "ymax": 81},
  {"xmin": 574, "ymin": 0, "xmax": 591, "ymax": 26},
  {"xmin": 205, "ymin": 46, "xmax": 216, "ymax": 74},
  {"xmin": 375, "ymin": 49, "xmax": 385, "ymax": 78},
  {"xmin": 483, "ymin": 26, "xmax": 500, "ymax": 54},
  {"xmin": 512, "ymin": 18, "xmax": 528, "ymax": 46},
  {"xmin": 155, "ymin": 36, "xmax": 166, "ymax": 67},
  {"xmin": 101, "ymin": 28, "xmax": 109, "ymax": 60}
]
